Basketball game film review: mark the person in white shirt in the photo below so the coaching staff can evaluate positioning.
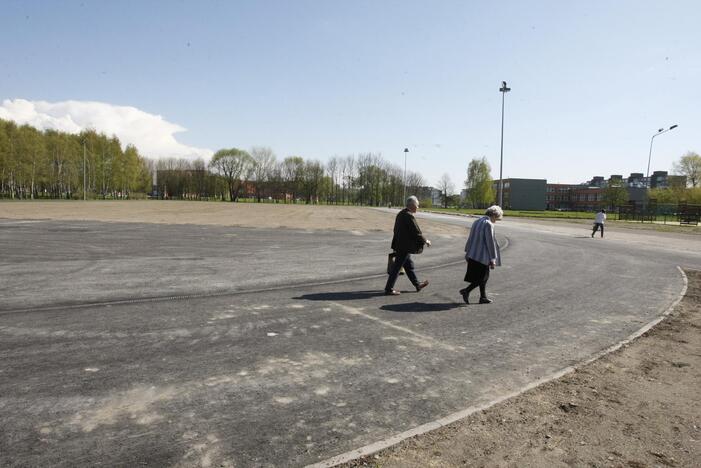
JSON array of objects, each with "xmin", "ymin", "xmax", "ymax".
[
  {"xmin": 459, "ymin": 205, "xmax": 503, "ymax": 304},
  {"xmin": 592, "ymin": 209, "xmax": 606, "ymax": 238}
]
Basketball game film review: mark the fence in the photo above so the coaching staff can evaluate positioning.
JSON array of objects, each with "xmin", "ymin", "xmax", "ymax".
[{"xmin": 617, "ymin": 202, "xmax": 700, "ymax": 225}]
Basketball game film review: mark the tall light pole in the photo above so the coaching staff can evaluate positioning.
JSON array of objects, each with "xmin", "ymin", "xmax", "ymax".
[
  {"xmin": 646, "ymin": 124, "xmax": 678, "ymax": 186},
  {"xmin": 83, "ymin": 141, "xmax": 87, "ymax": 201},
  {"xmin": 498, "ymin": 81, "xmax": 511, "ymax": 208},
  {"xmin": 403, "ymin": 147, "xmax": 409, "ymax": 202}
]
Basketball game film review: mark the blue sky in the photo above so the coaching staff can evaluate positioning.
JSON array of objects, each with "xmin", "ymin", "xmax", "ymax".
[{"xmin": 2, "ymin": 0, "xmax": 699, "ymax": 186}]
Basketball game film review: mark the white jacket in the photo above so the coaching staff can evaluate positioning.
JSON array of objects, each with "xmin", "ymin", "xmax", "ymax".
[
  {"xmin": 595, "ymin": 212, "xmax": 606, "ymax": 224},
  {"xmin": 464, "ymin": 216, "xmax": 501, "ymax": 266}
]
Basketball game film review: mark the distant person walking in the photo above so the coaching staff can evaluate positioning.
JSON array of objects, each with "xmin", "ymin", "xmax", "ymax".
[
  {"xmin": 592, "ymin": 209, "xmax": 606, "ymax": 238},
  {"xmin": 384, "ymin": 196, "xmax": 431, "ymax": 296},
  {"xmin": 460, "ymin": 205, "xmax": 503, "ymax": 304}
]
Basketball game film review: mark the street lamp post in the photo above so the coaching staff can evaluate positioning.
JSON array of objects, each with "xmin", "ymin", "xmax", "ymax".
[
  {"xmin": 83, "ymin": 141, "xmax": 87, "ymax": 201},
  {"xmin": 498, "ymin": 81, "xmax": 511, "ymax": 208},
  {"xmin": 403, "ymin": 147, "xmax": 409, "ymax": 202},
  {"xmin": 646, "ymin": 124, "xmax": 678, "ymax": 186}
]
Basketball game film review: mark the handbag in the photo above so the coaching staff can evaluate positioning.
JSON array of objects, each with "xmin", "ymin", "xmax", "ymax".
[
  {"xmin": 412, "ymin": 238, "xmax": 425, "ymax": 254},
  {"xmin": 387, "ymin": 252, "xmax": 406, "ymax": 275}
]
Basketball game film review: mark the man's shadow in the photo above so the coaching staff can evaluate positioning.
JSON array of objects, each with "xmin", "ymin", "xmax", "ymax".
[
  {"xmin": 294, "ymin": 291, "xmax": 464, "ymax": 313},
  {"xmin": 294, "ymin": 290, "xmax": 386, "ymax": 301},
  {"xmin": 380, "ymin": 302, "xmax": 464, "ymax": 313}
]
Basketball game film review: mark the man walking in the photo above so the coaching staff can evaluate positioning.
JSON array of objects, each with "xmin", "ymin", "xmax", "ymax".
[
  {"xmin": 384, "ymin": 196, "xmax": 431, "ymax": 296},
  {"xmin": 592, "ymin": 209, "xmax": 606, "ymax": 238}
]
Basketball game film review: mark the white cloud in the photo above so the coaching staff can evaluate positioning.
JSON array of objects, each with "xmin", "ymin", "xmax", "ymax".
[{"xmin": 0, "ymin": 98, "xmax": 212, "ymax": 161}]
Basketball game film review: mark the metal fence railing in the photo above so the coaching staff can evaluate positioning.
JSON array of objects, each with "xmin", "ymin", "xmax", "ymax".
[{"xmin": 617, "ymin": 202, "xmax": 700, "ymax": 225}]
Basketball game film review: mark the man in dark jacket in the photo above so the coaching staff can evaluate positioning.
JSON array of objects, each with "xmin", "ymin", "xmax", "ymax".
[{"xmin": 384, "ymin": 196, "xmax": 431, "ymax": 296}]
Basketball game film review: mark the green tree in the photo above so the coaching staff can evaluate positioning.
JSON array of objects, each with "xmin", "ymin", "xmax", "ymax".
[
  {"xmin": 209, "ymin": 148, "xmax": 253, "ymax": 201},
  {"xmin": 464, "ymin": 157, "xmax": 494, "ymax": 209},
  {"xmin": 120, "ymin": 145, "xmax": 144, "ymax": 197},
  {"xmin": 603, "ymin": 184, "xmax": 628, "ymax": 209},
  {"xmin": 673, "ymin": 151, "xmax": 701, "ymax": 187}
]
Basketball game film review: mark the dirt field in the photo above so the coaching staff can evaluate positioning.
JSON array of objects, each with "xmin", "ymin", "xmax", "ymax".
[
  {"xmin": 3, "ymin": 200, "xmax": 699, "ymax": 467},
  {"xmin": 0, "ymin": 200, "xmax": 465, "ymax": 237}
]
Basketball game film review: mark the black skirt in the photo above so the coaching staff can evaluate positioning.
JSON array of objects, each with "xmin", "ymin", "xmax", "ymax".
[{"xmin": 464, "ymin": 258, "xmax": 490, "ymax": 284}]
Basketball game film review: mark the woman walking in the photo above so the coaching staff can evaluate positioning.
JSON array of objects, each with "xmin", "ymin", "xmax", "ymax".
[{"xmin": 460, "ymin": 205, "xmax": 503, "ymax": 304}]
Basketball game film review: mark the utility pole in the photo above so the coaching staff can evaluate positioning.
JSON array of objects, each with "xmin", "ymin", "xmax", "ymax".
[
  {"xmin": 83, "ymin": 141, "xmax": 86, "ymax": 201},
  {"xmin": 499, "ymin": 81, "xmax": 511, "ymax": 208},
  {"xmin": 403, "ymin": 148, "xmax": 409, "ymax": 203}
]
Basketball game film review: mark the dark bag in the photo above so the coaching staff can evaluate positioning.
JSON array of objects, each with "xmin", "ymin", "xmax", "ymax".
[
  {"xmin": 412, "ymin": 239, "xmax": 425, "ymax": 254},
  {"xmin": 387, "ymin": 252, "xmax": 406, "ymax": 275}
]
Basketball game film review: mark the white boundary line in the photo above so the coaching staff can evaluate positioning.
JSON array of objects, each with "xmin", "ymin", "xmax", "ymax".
[{"xmin": 306, "ymin": 266, "xmax": 690, "ymax": 468}]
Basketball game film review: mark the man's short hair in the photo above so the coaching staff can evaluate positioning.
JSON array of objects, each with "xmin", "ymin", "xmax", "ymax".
[
  {"xmin": 485, "ymin": 205, "xmax": 504, "ymax": 219},
  {"xmin": 406, "ymin": 196, "xmax": 419, "ymax": 208}
]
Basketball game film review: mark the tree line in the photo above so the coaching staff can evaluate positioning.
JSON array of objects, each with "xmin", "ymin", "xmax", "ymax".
[
  {"xmin": 0, "ymin": 116, "xmax": 525, "ymax": 209},
  {"xmin": 5, "ymin": 116, "xmax": 695, "ymax": 208},
  {"xmin": 0, "ymin": 119, "xmax": 151, "ymax": 199},
  {"xmin": 159, "ymin": 148, "xmax": 430, "ymax": 206},
  {"xmin": 0, "ymin": 118, "xmax": 431, "ymax": 206}
]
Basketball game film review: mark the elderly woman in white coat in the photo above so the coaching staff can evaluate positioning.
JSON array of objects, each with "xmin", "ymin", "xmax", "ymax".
[{"xmin": 459, "ymin": 205, "xmax": 503, "ymax": 304}]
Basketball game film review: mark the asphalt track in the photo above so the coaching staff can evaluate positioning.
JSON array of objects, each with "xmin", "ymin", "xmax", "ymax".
[{"xmin": 1, "ymin": 211, "xmax": 700, "ymax": 467}]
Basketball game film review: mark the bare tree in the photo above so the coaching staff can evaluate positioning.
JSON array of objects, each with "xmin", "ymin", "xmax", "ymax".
[
  {"xmin": 250, "ymin": 146, "xmax": 276, "ymax": 202},
  {"xmin": 436, "ymin": 173, "xmax": 455, "ymax": 208},
  {"xmin": 405, "ymin": 171, "xmax": 426, "ymax": 200}
]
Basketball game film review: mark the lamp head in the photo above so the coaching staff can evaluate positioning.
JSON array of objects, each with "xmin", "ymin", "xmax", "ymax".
[
  {"xmin": 404, "ymin": 148, "xmax": 409, "ymax": 153},
  {"xmin": 670, "ymin": 124, "xmax": 678, "ymax": 130}
]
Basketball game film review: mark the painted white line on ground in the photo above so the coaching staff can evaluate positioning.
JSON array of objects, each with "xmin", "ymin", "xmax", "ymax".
[
  {"xmin": 330, "ymin": 302, "xmax": 457, "ymax": 352},
  {"xmin": 0, "ymin": 220, "xmax": 43, "ymax": 224},
  {"xmin": 307, "ymin": 267, "xmax": 689, "ymax": 468}
]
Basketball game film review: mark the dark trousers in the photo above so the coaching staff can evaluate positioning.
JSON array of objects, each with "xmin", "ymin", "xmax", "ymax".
[
  {"xmin": 385, "ymin": 251, "xmax": 419, "ymax": 291},
  {"xmin": 592, "ymin": 223, "xmax": 604, "ymax": 237}
]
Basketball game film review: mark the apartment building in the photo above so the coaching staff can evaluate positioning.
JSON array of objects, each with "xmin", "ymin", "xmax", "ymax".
[
  {"xmin": 492, "ymin": 178, "xmax": 547, "ymax": 210},
  {"xmin": 461, "ymin": 170, "xmax": 686, "ymax": 212}
]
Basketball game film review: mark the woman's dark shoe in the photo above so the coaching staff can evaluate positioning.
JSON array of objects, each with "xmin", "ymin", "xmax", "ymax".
[
  {"xmin": 459, "ymin": 288, "xmax": 469, "ymax": 304},
  {"xmin": 416, "ymin": 280, "xmax": 429, "ymax": 292},
  {"xmin": 478, "ymin": 297, "xmax": 492, "ymax": 304}
]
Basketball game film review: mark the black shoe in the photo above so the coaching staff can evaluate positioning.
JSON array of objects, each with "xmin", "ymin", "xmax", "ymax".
[
  {"xmin": 459, "ymin": 288, "xmax": 469, "ymax": 304},
  {"xmin": 416, "ymin": 280, "xmax": 429, "ymax": 292},
  {"xmin": 479, "ymin": 297, "xmax": 492, "ymax": 304}
]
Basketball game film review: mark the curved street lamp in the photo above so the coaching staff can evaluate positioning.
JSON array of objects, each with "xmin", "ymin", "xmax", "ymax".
[{"xmin": 646, "ymin": 124, "xmax": 678, "ymax": 186}]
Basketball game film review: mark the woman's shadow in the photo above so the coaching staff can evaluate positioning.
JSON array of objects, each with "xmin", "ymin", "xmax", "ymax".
[
  {"xmin": 294, "ymin": 291, "xmax": 464, "ymax": 313},
  {"xmin": 379, "ymin": 302, "xmax": 464, "ymax": 313}
]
